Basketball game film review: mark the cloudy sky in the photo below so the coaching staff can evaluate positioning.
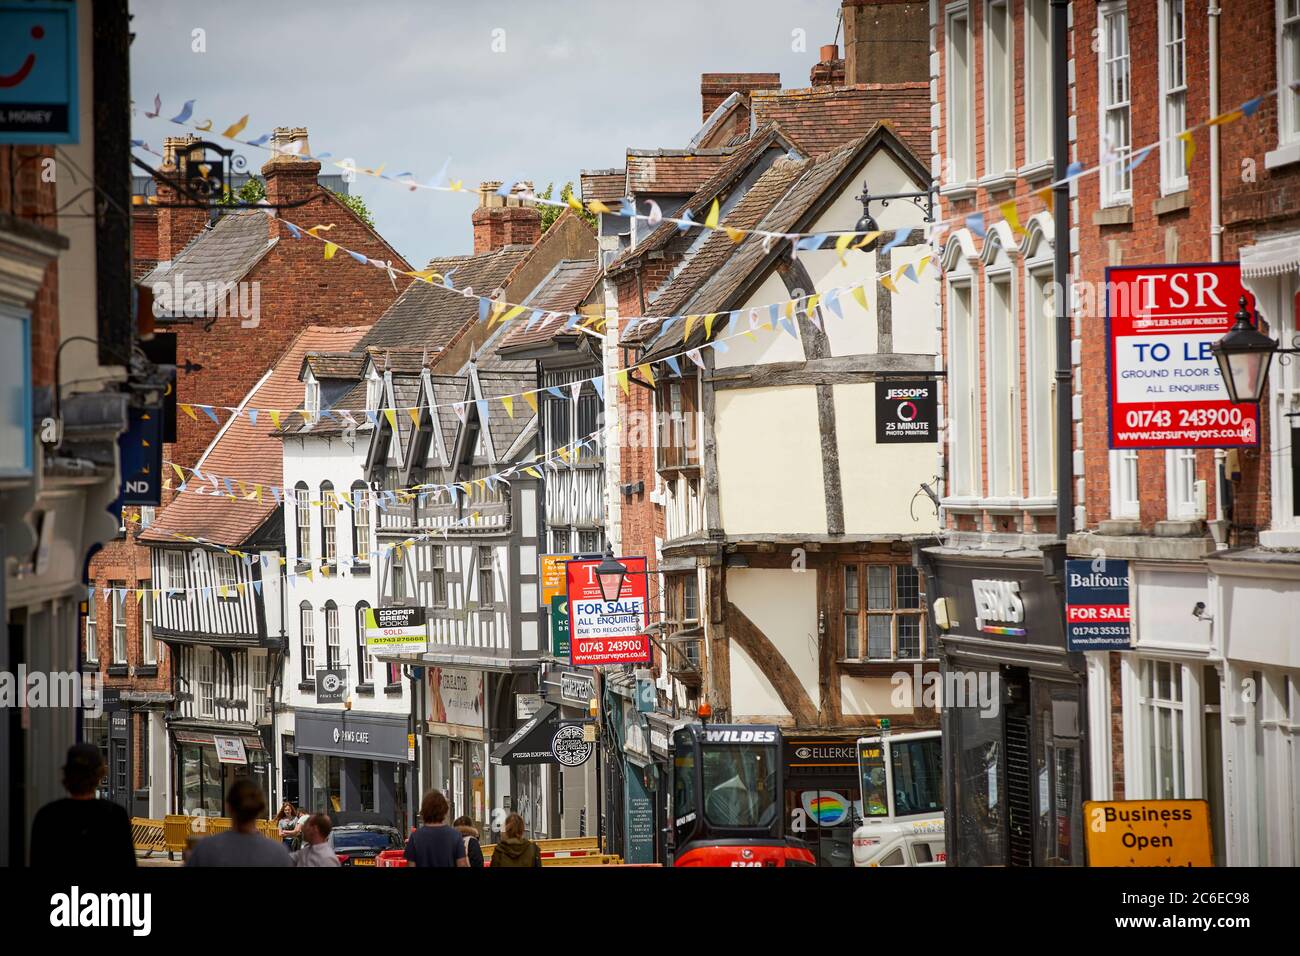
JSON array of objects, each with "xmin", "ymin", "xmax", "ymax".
[{"xmin": 130, "ymin": 0, "xmax": 833, "ymax": 266}]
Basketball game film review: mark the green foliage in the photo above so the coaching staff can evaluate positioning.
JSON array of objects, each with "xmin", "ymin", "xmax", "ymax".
[
  {"xmin": 331, "ymin": 189, "xmax": 375, "ymax": 229},
  {"xmin": 217, "ymin": 176, "xmax": 266, "ymax": 207},
  {"xmin": 537, "ymin": 181, "xmax": 597, "ymax": 233}
]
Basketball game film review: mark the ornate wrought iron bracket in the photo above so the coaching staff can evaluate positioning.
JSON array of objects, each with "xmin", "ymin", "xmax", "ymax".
[
  {"xmin": 132, "ymin": 137, "xmax": 316, "ymax": 211},
  {"xmin": 855, "ymin": 183, "xmax": 937, "ymax": 225}
]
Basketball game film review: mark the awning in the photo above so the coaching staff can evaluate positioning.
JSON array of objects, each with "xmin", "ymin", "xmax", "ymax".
[
  {"xmin": 1239, "ymin": 233, "xmax": 1300, "ymax": 279},
  {"xmin": 490, "ymin": 703, "xmax": 561, "ymax": 766},
  {"xmin": 171, "ymin": 728, "xmax": 265, "ymax": 751}
]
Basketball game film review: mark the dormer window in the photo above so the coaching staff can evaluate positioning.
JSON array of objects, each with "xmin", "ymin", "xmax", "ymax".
[
  {"xmin": 304, "ymin": 375, "xmax": 321, "ymax": 421},
  {"xmin": 366, "ymin": 374, "xmax": 382, "ymax": 413}
]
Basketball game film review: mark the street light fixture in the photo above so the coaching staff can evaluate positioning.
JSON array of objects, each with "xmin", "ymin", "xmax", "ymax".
[
  {"xmin": 1212, "ymin": 297, "xmax": 1280, "ymax": 405},
  {"xmin": 595, "ymin": 546, "xmax": 628, "ymax": 603}
]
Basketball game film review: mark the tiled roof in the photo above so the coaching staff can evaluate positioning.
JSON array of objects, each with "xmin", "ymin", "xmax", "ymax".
[
  {"xmin": 142, "ymin": 211, "xmax": 277, "ymax": 307},
  {"xmin": 303, "ymin": 351, "xmax": 367, "ymax": 380},
  {"xmin": 631, "ymin": 128, "xmax": 904, "ymax": 360},
  {"xmin": 495, "ymin": 258, "xmax": 603, "ymax": 354},
  {"xmin": 580, "ymin": 168, "xmax": 626, "ymax": 203},
  {"xmin": 474, "ymin": 369, "xmax": 536, "ymax": 461},
  {"xmin": 751, "ymin": 83, "xmax": 930, "ymax": 157},
  {"xmin": 356, "ymin": 244, "xmax": 533, "ymax": 350},
  {"xmin": 625, "ymin": 149, "xmax": 734, "ymax": 195},
  {"xmin": 607, "ymin": 123, "xmax": 799, "ymax": 276},
  {"xmin": 141, "ymin": 325, "xmax": 369, "ymax": 548}
]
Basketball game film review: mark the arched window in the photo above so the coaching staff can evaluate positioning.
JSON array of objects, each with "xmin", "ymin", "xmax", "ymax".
[
  {"xmin": 351, "ymin": 480, "xmax": 371, "ymax": 565},
  {"xmin": 299, "ymin": 601, "xmax": 315, "ymax": 683},
  {"xmin": 356, "ymin": 602, "xmax": 373, "ymax": 685},
  {"xmin": 324, "ymin": 601, "xmax": 340, "ymax": 669},
  {"xmin": 320, "ymin": 481, "xmax": 336, "ymax": 564},
  {"xmin": 294, "ymin": 481, "xmax": 311, "ymax": 562}
]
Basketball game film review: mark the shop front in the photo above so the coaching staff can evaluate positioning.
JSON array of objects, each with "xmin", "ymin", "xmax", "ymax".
[
  {"xmin": 920, "ymin": 544, "xmax": 1087, "ymax": 867},
  {"xmin": 782, "ymin": 734, "xmax": 862, "ymax": 867},
  {"xmin": 293, "ymin": 709, "xmax": 414, "ymax": 828},
  {"xmin": 423, "ymin": 666, "xmax": 488, "ymax": 829},
  {"xmin": 171, "ymin": 724, "xmax": 271, "ymax": 816},
  {"xmin": 541, "ymin": 666, "xmax": 598, "ymax": 838},
  {"xmin": 490, "ymin": 700, "xmax": 595, "ymax": 841}
]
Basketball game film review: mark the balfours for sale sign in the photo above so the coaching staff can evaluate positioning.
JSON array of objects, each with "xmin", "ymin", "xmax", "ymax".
[
  {"xmin": 1107, "ymin": 263, "xmax": 1259, "ymax": 449},
  {"xmin": 564, "ymin": 556, "xmax": 652, "ymax": 667}
]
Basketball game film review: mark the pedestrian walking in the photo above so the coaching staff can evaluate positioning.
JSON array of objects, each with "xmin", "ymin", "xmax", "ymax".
[
  {"xmin": 291, "ymin": 813, "xmax": 340, "ymax": 867},
  {"xmin": 185, "ymin": 779, "xmax": 291, "ymax": 867},
  {"xmin": 453, "ymin": 815, "xmax": 484, "ymax": 868},
  {"xmin": 403, "ymin": 790, "xmax": 467, "ymax": 868},
  {"xmin": 29, "ymin": 743, "xmax": 136, "ymax": 868},
  {"xmin": 490, "ymin": 812, "xmax": 542, "ymax": 868}
]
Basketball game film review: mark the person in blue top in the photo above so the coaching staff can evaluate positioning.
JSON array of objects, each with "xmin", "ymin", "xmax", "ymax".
[{"xmin": 404, "ymin": 790, "xmax": 467, "ymax": 868}]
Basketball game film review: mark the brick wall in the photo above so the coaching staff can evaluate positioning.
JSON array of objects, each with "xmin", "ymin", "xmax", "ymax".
[{"xmin": 1, "ymin": 145, "xmax": 60, "ymax": 388}]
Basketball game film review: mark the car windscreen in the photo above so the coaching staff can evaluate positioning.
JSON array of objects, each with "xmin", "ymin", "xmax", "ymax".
[
  {"xmin": 700, "ymin": 744, "xmax": 778, "ymax": 829},
  {"xmin": 333, "ymin": 830, "xmax": 397, "ymax": 852}
]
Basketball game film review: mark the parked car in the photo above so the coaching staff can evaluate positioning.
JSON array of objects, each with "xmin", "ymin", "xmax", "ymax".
[{"xmin": 330, "ymin": 824, "xmax": 405, "ymax": 866}]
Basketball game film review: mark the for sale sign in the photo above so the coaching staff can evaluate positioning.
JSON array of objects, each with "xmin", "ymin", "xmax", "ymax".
[
  {"xmin": 1107, "ymin": 263, "xmax": 1259, "ymax": 449},
  {"xmin": 565, "ymin": 556, "xmax": 652, "ymax": 667},
  {"xmin": 1065, "ymin": 559, "xmax": 1132, "ymax": 651},
  {"xmin": 364, "ymin": 606, "xmax": 428, "ymax": 656}
]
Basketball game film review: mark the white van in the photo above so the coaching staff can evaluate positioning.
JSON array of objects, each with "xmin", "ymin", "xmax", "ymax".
[{"xmin": 852, "ymin": 730, "xmax": 946, "ymax": 867}]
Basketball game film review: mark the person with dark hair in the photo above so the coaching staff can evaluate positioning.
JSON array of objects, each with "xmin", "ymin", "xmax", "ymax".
[
  {"xmin": 291, "ymin": 813, "xmax": 339, "ymax": 867},
  {"xmin": 490, "ymin": 812, "xmax": 542, "ymax": 868},
  {"xmin": 186, "ymin": 779, "xmax": 290, "ymax": 867},
  {"xmin": 453, "ymin": 814, "xmax": 484, "ymax": 868},
  {"xmin": 29, "ymin": 744, "xmax": 136, "ymax": 868},
  {"xmin": 403, "ymin": 790, "xmax": 467, "ymax": 868}
]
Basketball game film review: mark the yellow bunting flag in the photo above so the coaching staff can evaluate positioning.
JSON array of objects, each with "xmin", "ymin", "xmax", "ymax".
[
  {"xmin": 567, "ymin": 192, "xmax": 584, "ymax": 212},
  {"xmin": 556, "ymin": 446, "xmax": 569, "ymax": 463},
  {"xmin": 880, "ymin": 274, "xmax": 898, "ymax": 294},
  {"xmin": 853, "ymin": 231, "xmax": 881, "ymax": 250},
  {"xmin": 384, "ymin": 408, "xmax": 397, "ymax": 431},
  {"xmin": 171, "ymin": 462, "xmax": 185, "ymax": 481},
  {"xmin": 407, "ymin": 407, "xmax": 420, "ymax": 427},
  {"xmin": 304, "ymin": 568, "xmax": 314, "ymax": 582},
  {"xmin": 916, "ymin": 255, "xmax": 932, "ymax": 276},
  {"xmin": 525, "ymin": 467, "xmax": 542, "ymax": 479},
  {"xmin": 704, "ymin": 313, "xmax": 717, "ymax": 339},
  {"xmin": 806, "ymin": 294, "xmax": 820, "ymax": 314},
  {"xmin": 1179, "ymin": 130, "xmax": 1196, "ymax": 168},
  {"xmin": 1036, "ymin": 185, "xmax": 1053, "ymax": 207},
  {"xmin": 180, "ymin": 403, "xmax": 197, "ymax": 420},
  {"xmin": 999, "ymin": 199, "xmax": 1027, "ymax": 237},
  {"xmin": 269, "ymin": 409, "xmax": 281, "ymax": 430},
  {"xmin": 499, "ymin": 305, "xmax": 526, "ymax": 325},
  {"xmin": 323, "ymin": 242, "xmax": 338, "ymax": 260},
  {"xmin": 835, "ymin": 232, "xmax": 855, "ymax": 263},
  {"xmin": 1208, "ymin": 109, "xmax": 1242, "ymax": 127},
  {"xmin": 588, "ymin": 200, "xmax": 612, "ymax": 214},
  {"xmin": 306, "ymin": 224, "xmax": 335, "ymax": 237},
  {"xmin": 501, "ymin": 394, "xmax": 514, "ymax": 418},
  {"xmin": 617, "ymin": 369, "xmax": 629, "ymax": 396},
  {"xmin": 724, "ymin": 226, "xmax": 745, "ymax": 243},
  {"xmin": 523, "ymin": 391, "xmax": 538, "ymax": 414},
  {"xmin": 221, "ymin": 115, "xmax": 249, "ymax": 139},
  {"xmin": 683, "ymin": 315, "xmax": 697, "ymax": 343},
  {"xmin": 449, "ymin": 180, "xmax": 464, "ymax": 192},
  {"xmin": 299, "ymin": 408, "xmax": 312, "ymax": 424},
  {"xmin": 704, "ymin": 199, "xmax": 720, "ymax": 229},
  {"xmin": 640, "ymin": 364, "xmax": 655, "ymax": 388}
]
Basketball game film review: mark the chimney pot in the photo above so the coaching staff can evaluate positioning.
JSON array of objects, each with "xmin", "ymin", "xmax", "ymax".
[
  {"xmin": 820, "ymin": 44, "xmax": 839, "ymax": 63},
  {"xmin": 261, "ymin": 125, "xmax": 321, "ymax": 208}
]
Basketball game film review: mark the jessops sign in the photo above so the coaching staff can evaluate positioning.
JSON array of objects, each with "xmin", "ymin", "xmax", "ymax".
[{"xmin": 1106, "ymin": 263, "xmax": 1259, "ymax": 449}]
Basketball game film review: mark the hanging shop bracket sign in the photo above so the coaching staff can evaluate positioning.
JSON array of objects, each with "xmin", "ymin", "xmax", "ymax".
[
  {"xmin": 1065, "ymin": 559, "xmax": 1132, "ymax": 651},
  {"xmin": 564, "ymin": 556, "xmax": 652, "ymax": 667}
]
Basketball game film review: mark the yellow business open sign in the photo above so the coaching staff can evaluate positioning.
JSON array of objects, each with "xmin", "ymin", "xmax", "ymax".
[{"xmin": 1083, "ymin": 799, "xmax": 1213, "ymax": 867}]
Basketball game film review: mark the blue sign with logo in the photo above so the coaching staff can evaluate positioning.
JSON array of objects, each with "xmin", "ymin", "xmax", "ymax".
[
  {"xmin": 115, "ymin": 404, "xmax": 164, "ymax": 510},
  {"xmin": 1065, "ymin": 559, "xmax": 1132, "ymax": 652},
  {"xmin": 0, "ymin": 3, "xmax": 78, "ymax": 144}
]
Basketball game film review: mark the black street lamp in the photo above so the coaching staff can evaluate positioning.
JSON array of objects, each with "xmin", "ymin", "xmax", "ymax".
[
  {"xmin": 595, "ymin": 546, "xmax": 628, "ymax": 602},
  {"xmin": 1212, "ymin": 297, "xmax": 1281, "ymax": 404}
]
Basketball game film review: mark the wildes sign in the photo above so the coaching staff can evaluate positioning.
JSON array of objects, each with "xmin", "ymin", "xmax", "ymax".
[
  {"xmin": 1106, "ymin": 263, "xmax": 1259, "ymax": 449},
  {"xmin": 565, "ymin": 556, "xmax": 652, "ymax": 667}
]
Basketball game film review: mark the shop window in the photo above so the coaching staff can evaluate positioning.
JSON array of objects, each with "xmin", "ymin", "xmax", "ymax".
[
  {"xmin": 359, "ymin": 760, "xmax": 375, "ymax": 813},
  {"xmin": 1136, "ymin": 659, "xmax": 1188, "ymax": 798},
  {"xmin": 840, "ymin": 562, "xmax": 928, "ymax": 661},
  {"xmin": 952, "ymin": 684, "xmax": 1007, "ymax": 866},
  {"xmin": 1032, "ymin": 681, "xmax": 1082, "ymax": 866}
]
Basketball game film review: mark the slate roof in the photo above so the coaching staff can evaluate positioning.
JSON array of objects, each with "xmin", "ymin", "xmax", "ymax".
[
  {"xmin": 141, "ymin": 325, "xmax": 369, "ymax": 548},
  {"xmin": 303, "ymin": 351, "xmax": 367, "ymax": 380},
  {"xmin": 580, "ymin": 168, "xmax": 626, "ymax": 203},
  {"xmin": 142, "ymin": 211, "xmax": 277, "ymax": 309},
  {"xmin": 473, "ymin": 369, "xmax": 536, "ymax": 461},
  {"xmin": 607, "ymin": 123, "xmax": 799, "ymax": 277},
  {"xmin": 423, "ymin": 375, "xmax": 468, "ymax": 470},
  {"xmin": 356, "ymin": 244, "xmax": 533, "ymax": 350},
  {"xmin": 494, "ymin": 258, "xmax": 603, "ymax": 354},
  {"xmin": 751, "ymin": 83, "xmax": 931, "ymax": 157}
]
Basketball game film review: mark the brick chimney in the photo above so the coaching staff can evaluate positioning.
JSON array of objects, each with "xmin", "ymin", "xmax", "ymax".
[
  {"xmin": 471, "ymin": 181, "xmax": 541, "ymax": 253},
  {"xmin": 155, "ymin": 134, "xmax": 210, "ymax": 261},
  {"xmin": 700, "ymin": 73, "xmax": 781, "ymax": 122},
  {"xmin": 810, "ymin": 44, "xmax": 846, "ymax": 87},
  {"xmin": 261, "ymin": 127, "xmax": 321, "ymax": 209},
  {"xmin": 842, "ymin": 0, "xmax": 929, "ymax": 85}
]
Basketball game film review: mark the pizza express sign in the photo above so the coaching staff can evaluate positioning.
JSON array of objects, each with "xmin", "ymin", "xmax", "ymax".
[{"xmin": 876, "ymin": 381, "xmax": 938, "ymax": 444}]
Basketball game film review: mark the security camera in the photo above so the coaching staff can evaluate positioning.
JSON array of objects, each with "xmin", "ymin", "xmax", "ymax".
[{"xmin": 1192, "ymin": 602, "xmax": 1213, "ymax": 622}]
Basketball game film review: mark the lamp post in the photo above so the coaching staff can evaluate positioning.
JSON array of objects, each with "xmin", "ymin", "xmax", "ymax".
[
  {"xmin": 595, "ymin": 546, "xmax": 628, "ymax": 602},
  {"xmin": 590, "ymin": 546, "xmax": 626, "ymax": 854},
  {"xmin": 1212, "ymin": 297, "xmax": 1286, "ymax": 404}
]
